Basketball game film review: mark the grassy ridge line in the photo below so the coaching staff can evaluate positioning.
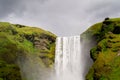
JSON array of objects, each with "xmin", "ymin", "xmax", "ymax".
[
  {"xmin": 0, "ymin": 22, "xmax": 56, "ymax": 80},
  {"xmin": 83, "ymin": 18, "xmax": 120, "ymax": 80}
]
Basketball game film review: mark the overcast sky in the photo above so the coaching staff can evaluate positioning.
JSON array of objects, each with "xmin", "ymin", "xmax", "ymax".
[{"xmin": 0, "ymin": 0, "xmax": 120, "ymax": 36}]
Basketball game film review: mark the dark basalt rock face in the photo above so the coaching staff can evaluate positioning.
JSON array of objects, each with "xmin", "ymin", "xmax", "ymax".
[
  {"xmin": 0, "ymin": 22, "xmax": 56, "ymax": 80},
  {"xmin": 82, "ymin": 18, "xmax": 120, "ymax": 80}
]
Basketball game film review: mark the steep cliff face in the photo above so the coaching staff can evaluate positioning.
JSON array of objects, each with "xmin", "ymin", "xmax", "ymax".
[
  {"xmin": 82, "ymin": 18, "xmax": 120, "ymax": 80},
  {"xmin": 0, "ymin": 22, "xmax": 56, "ymax": 80}
]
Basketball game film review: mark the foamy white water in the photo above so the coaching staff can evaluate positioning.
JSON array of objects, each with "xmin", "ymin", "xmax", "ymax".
[{"xmin": 55, "ymin": 36, "xmax": 84, "ymax": 80}]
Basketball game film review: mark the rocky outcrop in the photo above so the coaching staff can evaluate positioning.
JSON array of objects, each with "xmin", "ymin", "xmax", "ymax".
[
  {"xmin": 82, "ymin": 18, "xmax": 120, "ymax": 80},
  {"xmin": 0, "ymin": 22, "xmax": 56, "ymax": 80}
]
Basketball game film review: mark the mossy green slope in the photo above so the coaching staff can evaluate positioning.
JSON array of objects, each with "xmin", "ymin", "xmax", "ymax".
[
  {"xmin": 82, "ymin": 18, "xmax": 120, "ymax": 80},
  {"xmin": 0, "ymin": 22, "xmax": 56, "ymax": 80}
]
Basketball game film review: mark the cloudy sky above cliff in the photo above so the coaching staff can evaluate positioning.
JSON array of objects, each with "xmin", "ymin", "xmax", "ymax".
[{"xmin": 0, "ymin": 0, "xmax": 120, "ymax": 36}]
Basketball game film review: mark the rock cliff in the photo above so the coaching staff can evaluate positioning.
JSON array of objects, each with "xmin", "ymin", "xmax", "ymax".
[
  {"xmin": 0, "ymin": 22, "xmax": 56, "ymax": 80},
  {"xmin": 82, "ymin": 18, "xmax": 120, "ymax": 80}
]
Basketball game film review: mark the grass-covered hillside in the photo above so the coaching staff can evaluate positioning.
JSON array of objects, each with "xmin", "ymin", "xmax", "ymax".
[
  {"xmin": 82, "ymin": 18, "xmax": 120, "ymax": 80},
  {"xmin": 0, "ymin": 22, "xmax": 56, "ymax": 80}
]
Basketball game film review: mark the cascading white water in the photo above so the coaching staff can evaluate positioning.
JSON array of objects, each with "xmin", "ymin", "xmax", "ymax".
[
  {"xmin": 17, "ymin": 35, "xmax": 93, "ymax": 80},
  {"xmin": 55, "ymin": 36, "xmax": 84, "ymax": 80}
]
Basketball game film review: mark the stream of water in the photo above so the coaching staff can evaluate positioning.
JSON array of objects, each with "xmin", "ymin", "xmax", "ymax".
[{"xmin": 55, "ymin": 36, "xmax": 84, "ymax": 80}]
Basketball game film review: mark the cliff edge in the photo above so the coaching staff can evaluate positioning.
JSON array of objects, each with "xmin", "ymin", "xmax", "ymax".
[
  {"xmin": 0, "ymin": 22, "xmax": 56, "ymax": 80},
  {"xmin": 82, "ymin": 18, "xmax": 120, "ymax": 80}
]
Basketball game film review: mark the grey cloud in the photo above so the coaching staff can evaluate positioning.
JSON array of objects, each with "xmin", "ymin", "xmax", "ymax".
[
  {"xmin": 86, "ymin": 0, "xmax": 120, "ymax": 20},
  {"xmin": 0, "ymin": 0, "xmax": 26, "ymax": 18},
  {"xmin": 1, "ymin": 0, "xmax": 120, "ymax": 36}
]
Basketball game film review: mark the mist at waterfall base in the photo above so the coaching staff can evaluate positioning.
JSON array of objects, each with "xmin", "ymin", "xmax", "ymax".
[
  {"xmin": 18, "ymin": 35, "xmax": 93, "ymax": 80},
  {"xmin": 17, "ymin": 53, "xmax": 53, "ymax": 80}
]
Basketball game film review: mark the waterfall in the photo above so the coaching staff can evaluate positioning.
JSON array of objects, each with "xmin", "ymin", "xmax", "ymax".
[
  {"xmin": 55, "ymin": 36, "xmax": 84, "ymax": 80},
  {"xmin": 18, "ymin": 35, "xmax": 93, "ymax": 80}
]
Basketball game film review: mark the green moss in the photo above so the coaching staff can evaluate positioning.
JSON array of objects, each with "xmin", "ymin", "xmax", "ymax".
[
  {"xmin": 81, "ymin": 23, "xmax": 102, "ymax": 43},
  {"xmin": 0, "ymin": 22, "xmax": 56, "ymax": 80},
  {"xmin": 0, "ymin": 62, "xmax": 21, "ymax": 80},
  {"xmin": 90, "ymin": 47, "xmax": 98, "ymax": 61},
  {"xmin": 39, "ymin": 42, "xmax": 56, "ymax": 67},
  {"xmin": 85, "ymin": 18, "xmax": 120, "ymax": 80},
  {"xmin": 16, "ymin": 25, "xmax": 56, "ymax": 38},
  {"xmin": 86, "ymin": 67, "xmax": 94, "ymax": 80}
]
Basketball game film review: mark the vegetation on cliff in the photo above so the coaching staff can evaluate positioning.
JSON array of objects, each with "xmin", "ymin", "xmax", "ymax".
[
  {"xmin": 82, "ymin": 18, "xmax": 120, "ymax": 80},
  {"xmin": 0, "ymin": 22, "xmax": 56, "ymax": 80}
]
